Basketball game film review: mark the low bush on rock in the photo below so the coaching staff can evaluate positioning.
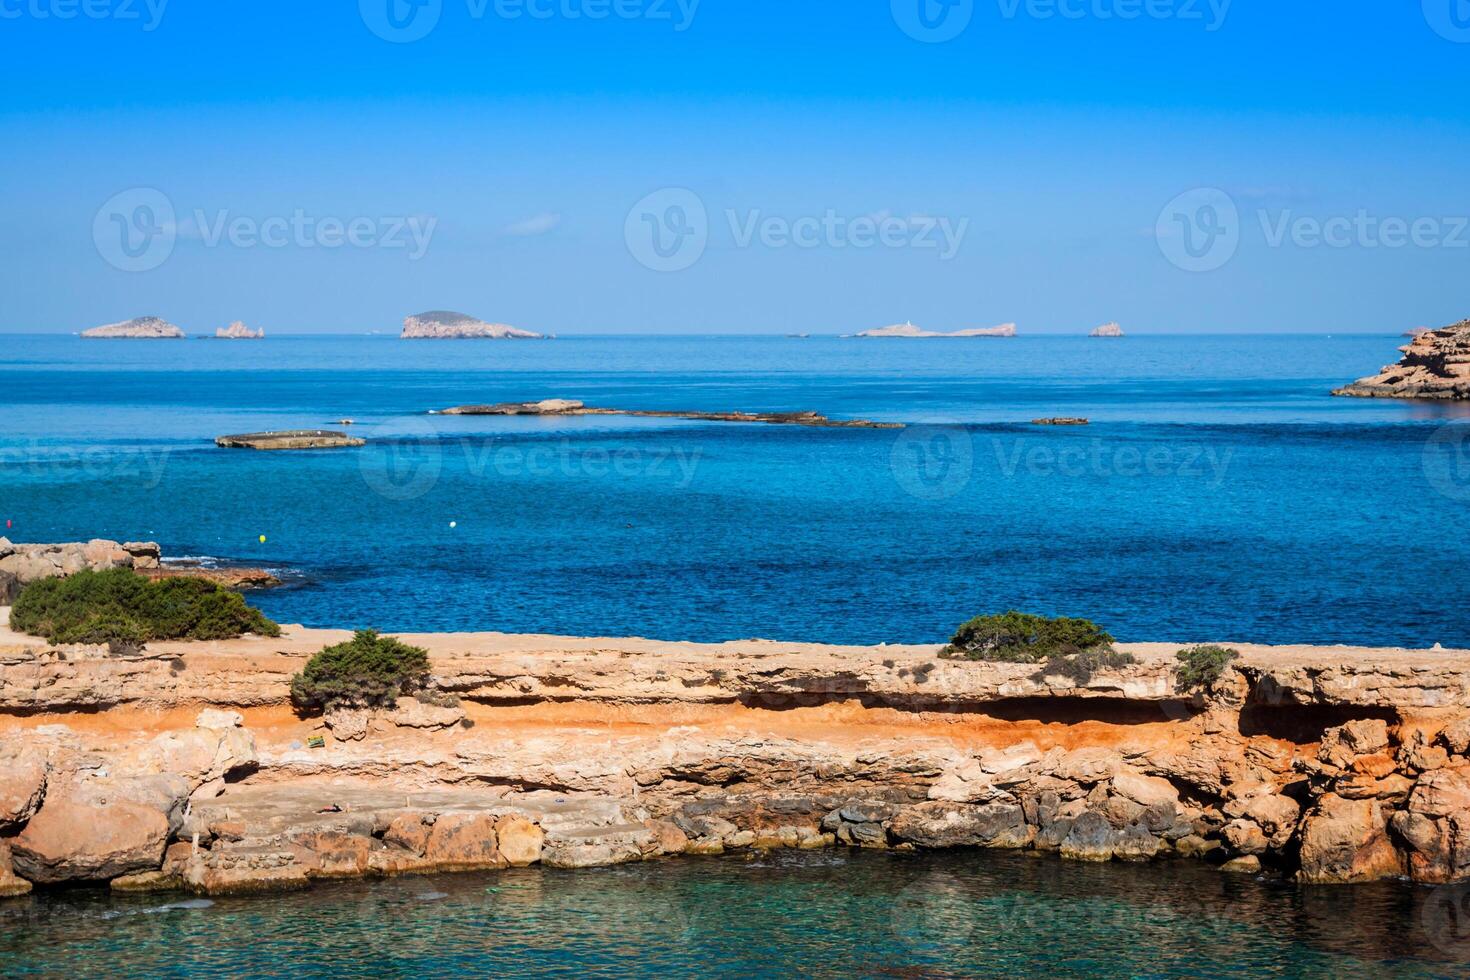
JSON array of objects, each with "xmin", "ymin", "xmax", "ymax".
[
  {"xmin": 1175, "ymin": 645, "xmax": 1240, "ymax": 689},
  {"xmin": 290, "ymin": 630, "xmax": 432, "ymax": 712},
  {"xmin": 1035, "ymin": 647, "xmax": 1138, "ymax": 684},
  {"xmin": 10, "ymin": 569, "xmax": 280, "ymax": 647},
  {"xmin": 940, "ymin": 611, "xmax": 1115, "ymax": 663}
]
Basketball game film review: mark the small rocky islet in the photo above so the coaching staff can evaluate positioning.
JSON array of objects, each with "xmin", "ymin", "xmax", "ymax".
[
  {"xmin": 80, "ymin": 316, "xmax": 185, "ymax": 339},
  {"xmin": 434, "ymin": 399, "xmax": 903, "ymax": 429},
  {"xmin": 850, "ymin": 321, "xmax": 1017, "ymax": 338},
  {"xmin": 400, "ymin": 310, "xmax": 545, "ymax": 339}
]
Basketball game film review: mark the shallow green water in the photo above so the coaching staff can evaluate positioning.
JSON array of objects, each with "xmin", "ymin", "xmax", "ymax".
[{"xmin": 2, "ymin": 850, "xmax": 1467, "ymax": 979}]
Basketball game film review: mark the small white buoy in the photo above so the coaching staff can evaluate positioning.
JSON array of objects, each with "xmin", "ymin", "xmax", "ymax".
[{"xmin": 449, "ymin": 521, "xmax": 457, "ymax": 529}]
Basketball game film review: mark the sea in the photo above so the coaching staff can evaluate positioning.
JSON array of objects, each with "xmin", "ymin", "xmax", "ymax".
[
  {"xmin": 5, "ymin": 332, "xmax": 1470, "ymax": 977},
  {"xmin": 0, "ymin": 849, "xmax": 1464, "ymax": 978},
  {"xmin": 2, "ymin": 332, "xmax": 1468, "ymax": 647}
]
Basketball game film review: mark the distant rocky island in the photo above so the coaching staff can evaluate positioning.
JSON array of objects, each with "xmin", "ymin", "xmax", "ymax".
[
  {"xmin": 215, "ymin": 430, "xmax": 365, "ymax": 450},
  {"xmin": 214, "ymin": 321, "xmax": 263, "ymax": 340},
  {"xmin": 400, "ymin": 311, "xmax": 544, "ymax": 340},
  {"xmin": 80, "ymin": 316, "xmax": 184, "ymax": 340},
  {"xmin": 1334, "ymin": 318, "xmax": 1470, "ymax": 400},
  {"xmin": 852, "ymin": 321, "xmax": 1017, "ymax": 338},
  {"xmin": 1090, "ymin": 322, "xmax": 1124, "ymax": 338}
]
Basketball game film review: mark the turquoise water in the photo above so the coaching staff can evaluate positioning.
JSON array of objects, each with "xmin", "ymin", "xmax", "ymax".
[
  {"xmin": 0, "ymin": 850, "xmax": 1463, "ymax": 978},
  {"xmin": 3, "ymin": 333, "xmax": 1469, "ymax": 646}
]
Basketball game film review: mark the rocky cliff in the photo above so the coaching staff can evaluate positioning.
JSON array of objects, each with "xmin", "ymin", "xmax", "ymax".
[
  {"xmin": 400, "ymin": 311, "xmax": 543, "ymax": 339},
  {"xmin": 3, "ymin": 623, "xmax": 1470, "ymax": 896},
  {"xmin": 80, "ymin": 317, "xmax": 185, "ymax": 339},
  {"xmin": 0, "ymin": 539, "xmax": 279, "ymax": 604},
  {"xmin": 1334, "ymin": 319, "xmax": 1470, "ymax": 399}
]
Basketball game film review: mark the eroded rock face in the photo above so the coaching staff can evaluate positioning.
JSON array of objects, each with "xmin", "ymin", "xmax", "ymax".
[
  {"xmin": 0, "ymin": 746, "xmax": 47, "ymax": 830},
  {"xmin": 1298, "ymin": 795, "xmax": 1405, "ymax": 883},
  {"xmin": 1334, "ymin": 319, "xmax": 1470, "ymax": 399},
  {"xmin": 401, "ymin": 311, "xmax": 543, "ymax": 339},
  {"xmin": 0, "ymin": 842, "xmax": 32, "ymax": 898}
]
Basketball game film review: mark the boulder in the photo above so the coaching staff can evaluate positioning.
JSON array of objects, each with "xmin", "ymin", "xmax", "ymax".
[
  {"xmin": 423, "ymin": 813, "xmax": 505, "ymax": 870},
  {"xmin": 12, "ymin": 794, "xmax": 169, "ymax": 883},
  {"xmin": 0, "ymin": 746, "xmax": 47, "ymax": 830},
  {"xmin": 324, "ymin": 710, "xmax": 370, "ymax": 742},
  {"xmin": 1440, "ymin": 719, "xmax": 1470, "ymax": 756},
  {"xmin": 1110, "ymin": 770, "xmax": 1180, "ymax": 809},
  {"xmin": 541, "ymin": 825, "xmax": 651, "ymax": 868},
  {"xmin": 1242, "ymin": 794, "xmax": 1301, "ymax": 849},
  {"xmin": 1297, "ymin": 794, "xmax": 1405, "ymax": 883},
  {"xmin": 1223, "ymin": 819, "xmax": 1269, "ymax": 856},
  {"xmin": 384, "ymin": 813, "xmax": 434, "ymax": 855},
  {"xmin": 1060, "ymin": 811, "xmax": 1116, "ymax": 862},
  {"xmin": 386, "ymin": 698, "xmax": 466, "ymax": 731},
  {"xmin": 642, "ymin": 819, "xmax": 690, "ymax": 856},
  {"xmin": 494, "ymin": 815, "xmax": 544, "ymax": 866},
  {"xmin": 1319, "ymin": 720, "xmax": 1390, "ymax": 769},
  {"xmin": 888, "ymin": 802, "xmax": 1030, "ymax": 849}
]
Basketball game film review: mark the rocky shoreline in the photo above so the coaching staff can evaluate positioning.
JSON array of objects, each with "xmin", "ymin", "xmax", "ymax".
[
  {"xmin": 1334, "ymin": 318, "xmax": 1470, "ymax": 399},
  {"xmin": 3, "ymin": 621, "xmax": 1470, "ymax": 897},
  {"xmin": 0, "ymin": 538, "xmax": 281, "ymax": 600}
]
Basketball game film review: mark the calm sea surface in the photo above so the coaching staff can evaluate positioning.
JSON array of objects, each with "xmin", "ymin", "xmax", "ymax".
[
  {"xmin": 2, "ymin": 333, "xmax": 1468, "ymax": 646},
  {"xmin": 1, "ymin": 850, "xmax": 1465, "ymax": 979}
]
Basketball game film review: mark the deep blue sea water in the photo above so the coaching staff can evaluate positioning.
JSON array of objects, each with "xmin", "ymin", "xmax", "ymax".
[
  {"xmin": 1, "ymin": 850, "xmax": 1465, "ymax": 979},
  {"xmin": 3, "ymin": 333, "xmax": 1469, "ymax": 646}
]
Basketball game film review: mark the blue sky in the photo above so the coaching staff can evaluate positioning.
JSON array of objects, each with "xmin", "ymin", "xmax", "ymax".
[{"xmin": 2, "ymin": 1, "xmax": 1468, "ymax": 334}]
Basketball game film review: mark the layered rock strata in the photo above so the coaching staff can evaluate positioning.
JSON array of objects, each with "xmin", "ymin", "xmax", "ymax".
[{"xmin": 2, "ymin": 624, "xmax": 1470, "ymax": 895}]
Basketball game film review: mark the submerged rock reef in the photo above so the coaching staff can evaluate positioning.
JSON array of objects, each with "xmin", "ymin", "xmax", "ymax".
[
  {"xmin": 2, "ymin": 624, "xmax": 1470, "ymax": 896},
  {"xmin": 435, "ymin": 399, "xmax": 902, "ymax": 429},
  {"xmin": 1334, "ymin": 318, "xmax": 1470, "ymax": 399}
]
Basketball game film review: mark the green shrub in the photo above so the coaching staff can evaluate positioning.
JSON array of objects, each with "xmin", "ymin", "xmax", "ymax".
[
  {"xmin": 940, "ymin": 611, "xmax": 1115, "ymax": 663},
  {"xmin": 1035, "ymin": 647, "xmax": 1138, "ymax": 685},
  {"xmin": 10, "ymin": 569, "xmax": 279, "ymax": 647},
  {"xmin": 290, "ymin": 630, "xmax": 432, "ymax": 712},
  {"xmin": 1175, "ymin": 645, "xmax": 1240, "ymax": 689}
]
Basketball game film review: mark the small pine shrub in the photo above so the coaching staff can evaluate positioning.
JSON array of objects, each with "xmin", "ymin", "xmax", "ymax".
[
  {"xmin": 290, "ymin": 630, "xmax": 432, "ymax": 712},
  {"xmin": 11, "ymin": 569, "xmax": 279, "ymax": 646},
  {"xmin": 1175, "ymin": 645, "xmax": 1240, "ymax": 689},
  {"xmin": 940, "ymin": 611, "xmax": 1115, "ymax": 663},
  {"xmin": 1035, "ymin": 647, "xmax": 1138, "ymax": 685}
]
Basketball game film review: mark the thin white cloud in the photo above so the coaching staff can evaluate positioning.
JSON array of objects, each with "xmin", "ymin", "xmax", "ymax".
[{"xmin": 503, "ymin": 212, "xmax": 562, "ymax": 237}]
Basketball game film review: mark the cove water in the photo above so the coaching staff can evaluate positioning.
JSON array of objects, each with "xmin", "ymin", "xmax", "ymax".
[
  {"xmin": 0, "ymin": 850, "xmax": 1460, "ymax": 978},
  {"xmin": 2, "ymin": 333, "xmax": 1468, "ymax": 647}
]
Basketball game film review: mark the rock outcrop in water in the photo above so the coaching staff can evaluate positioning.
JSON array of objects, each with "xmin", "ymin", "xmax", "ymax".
[
  {"xmin": 1334, "ymin": 318, "xmax": 1470, "ymax": 400},
  {"xmin": 0, "ymin": 539, "xmax": 280, "ymax": 603},
  {"xmin": 435, "ymin": 400, "xmax": 902, "ymax": 428},
  {"xmin": 215, "ymin": 430, "xmax": 365, "ymax": 450},
  {"xmin": 853, "ymin": 321, "xmax": 1017, "ymax": 338},
  {"xmin": 400, "ymin": 311, "xmax": 543, "ymax": 340},
  {"xmin": 81, "ymin": 317, "xmax": 185, "ymax": 339},
  {"xmin": 1090, "ymin": 322, "xmax": 1124, "ymax": 338},
  {"xmin": 4, "ymin": 623, "xmax": 1470, "ymax": 896},
  {"xmin": 214, "ymin": 321, "xmax": 263, "ymax": 339}
]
